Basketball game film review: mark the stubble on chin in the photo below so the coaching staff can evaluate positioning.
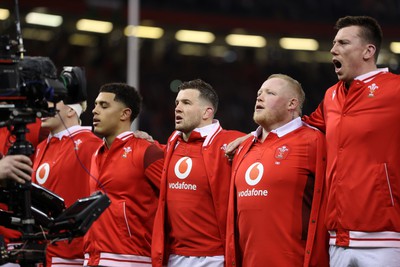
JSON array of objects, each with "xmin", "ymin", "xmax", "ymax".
[
  {"xmin": 175, "ymin": 125, "xmax": 183, "ymax": 132},
  {"xmin": 253, "ymin": 112, "xmax": 264, "ymax": 125}
]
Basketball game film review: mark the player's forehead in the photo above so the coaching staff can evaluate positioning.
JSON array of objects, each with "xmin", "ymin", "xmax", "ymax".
[
  {"xmin": 95, "ymin": 92, "xmax": 115, "ymax": 103},
  {"xmin": 334, "ymin": 25, "xmax": 362, "ymax": 41},
  {"xmin": 259, "ymin": 78, "xmax": 287, "ymax": 92},
  {"xmin": 176, "ymin": 89, "xmax": 200, "ymax": 101}
]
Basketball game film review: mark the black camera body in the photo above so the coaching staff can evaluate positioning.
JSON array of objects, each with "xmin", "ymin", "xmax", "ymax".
[{"xmin": 0, "ymin": 35, "xmax": 87, "ymax": 127}]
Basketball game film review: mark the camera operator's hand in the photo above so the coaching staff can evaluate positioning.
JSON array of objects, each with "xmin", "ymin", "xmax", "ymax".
[{"xmin": 0, "ymin": 155, "xmax": 33, "ymax": 184}]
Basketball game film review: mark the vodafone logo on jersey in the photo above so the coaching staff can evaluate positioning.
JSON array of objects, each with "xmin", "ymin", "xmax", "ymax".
[
  {"xmin": 238, "ymin": 162, "xmax": 268, "ymax": 198},
  {"xmin": 170, "ymin": 156, "xmax": 197, "ymax": 191},
  {"xmin": 245, "ymin": 162, "xmax": 264, "ymax": 186},
  {"xmin": 174, "ymin": 156, "xmax": 192, "ymax": 179},
  {"xmin": 36, "ymin": 163, "xmax": 50, "ymax": 185}
]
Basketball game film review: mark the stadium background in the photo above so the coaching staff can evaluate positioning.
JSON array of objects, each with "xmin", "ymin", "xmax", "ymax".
[{"xmin": 1, "ymin": 0, "xmax": 399, "ymax": 143}]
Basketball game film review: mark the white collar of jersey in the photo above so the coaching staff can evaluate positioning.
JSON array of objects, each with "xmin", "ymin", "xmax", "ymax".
[
  {"xmin": 172, "ymin": 119, "xmax": 222, "ymax": 147},
  {"xmin": 355, "ymin": 67, "xmax": 388, "ymax": 83},
  {"xmin": 102, "ymin": 131, "xmax": 133, "ymax": 148},
  {"xmin": 48, "ymin": 125, "xmax": 91, "ymax": 141},
  {"xmin": 192, "ymin": 119, "xmax": 220, "ymax": 138},
  {"xmin": 253, "ymin": 117, "xmax": 302, "ymax": 139},
  {"xmin": 114, "ymin": 131, "xmax": 133, "ymax": 142}
]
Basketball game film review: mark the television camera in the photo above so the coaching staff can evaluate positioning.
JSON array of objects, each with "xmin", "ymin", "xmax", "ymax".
[
  {"xmin": 0, "ymin": 2, "xmax": 109, "ymax": 266},
  {"xmin": 0, "ymin": 39, "xmax": 109, "ymax": 265}
]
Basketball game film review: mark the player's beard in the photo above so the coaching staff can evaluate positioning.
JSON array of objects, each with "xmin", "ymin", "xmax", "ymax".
[
  {"xmin": 175, "ymin": 116, "xmax": 201, "ymax": 136},
  {"xmin": 253, "ymin": 109, "xmax": 286, "ymax": 130}
]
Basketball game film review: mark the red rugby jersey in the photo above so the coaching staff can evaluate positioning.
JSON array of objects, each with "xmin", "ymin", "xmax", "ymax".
[
  {"xmin": 305, "ymin": 69, "xmax": 400, "ymax": 248},
  {"xmin": 84, "ymin": 131, "xmax": 164, "ymax": 267},
  {"xmin": 226, "ymin": 118, "xmax": 329, "ymax": 267},
  {"xmin": 167, "ymin": 132, "xmax": 223, "ymax": 256},
  {"xmin": 32, "ymin": 125, "xmax": 102, "ymax": 266},
  {"xmin": 152, "ymin": 120, "xmax": 245, "ymax": 267}
]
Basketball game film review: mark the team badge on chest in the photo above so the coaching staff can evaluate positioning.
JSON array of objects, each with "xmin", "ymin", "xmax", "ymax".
[
  {"xmin": 122, "ymin": 146, "xmax": 132, "ymax": 158},
  {"xmin": 74, "ymin": 139, "xmax": 82, "ymax": 150},
  {"xmin": 274, "ymin": 145, "xmax": 289, "ymax": 160},
  {"xmin": 368, "ymin": 83, "xmax": 379, "ymax": 97}
]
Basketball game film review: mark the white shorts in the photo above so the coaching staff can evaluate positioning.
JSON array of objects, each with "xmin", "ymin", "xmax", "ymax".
[
  {"xmin": 168, "ymin": 254, "xmax": 224, "ymax": 267},
  {"xmin": 329, "ymin": 245, "xmax": 400, "ymax": 267}
]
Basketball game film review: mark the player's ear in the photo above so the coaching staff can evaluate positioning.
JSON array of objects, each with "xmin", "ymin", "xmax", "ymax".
[
  {"xmin": 121, "ymin": 108, "xmax": 132, "ymax": 122},
  {"xmin": 288, "ymin": 98, "xmax": 299, "ymax": 111},
  {"xmin": 202, "ymin": 106, "xmax": 214, "ymax": 120},
  {"xmin": 364, "ymin": 44, "xmax": 376, "ymax": 61},
  {"xmin": 67, "ymin": 107, "xmax": 77, "ymax": 119}
]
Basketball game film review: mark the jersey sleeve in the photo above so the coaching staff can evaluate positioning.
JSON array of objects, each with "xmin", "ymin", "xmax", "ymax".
[
  {"xmin": 303, "ymin": 100, "xmax": 326, "ymax": 133},
  {"xmin": 143, "ymin": 144, "xmax": 164, "ymax": 190}
]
